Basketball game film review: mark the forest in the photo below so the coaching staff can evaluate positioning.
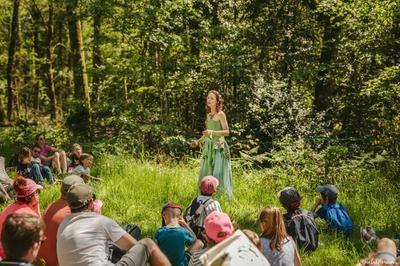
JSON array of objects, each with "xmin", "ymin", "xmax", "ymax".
[{"xmin": 0, "ymin": 0, "xmax": 398, "ymax": 160}]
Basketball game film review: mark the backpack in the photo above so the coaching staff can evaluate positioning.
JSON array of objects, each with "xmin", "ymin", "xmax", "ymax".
[
  {"xmin": 284, "ymin": 209, "xmax": 319, "ymax": 252},
  {"xmin": 184, "ymin": 197, "xmax": 214, "ymax": 238},
  {"xmin": 325, "ymin": 203, "xmax": 352, "ymax": 235}
]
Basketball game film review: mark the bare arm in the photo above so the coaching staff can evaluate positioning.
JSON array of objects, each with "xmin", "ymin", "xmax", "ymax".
[
  {"xmin": 115, "ymin": 232, "xmax": 137, "ymax": 252},
  {"xmin": 310, "ymin": 196, "xmax": 322, "ymax": 213},
  {"xmin": 294, "ymin": 245, "xmax": 302, "ymax": 266}
]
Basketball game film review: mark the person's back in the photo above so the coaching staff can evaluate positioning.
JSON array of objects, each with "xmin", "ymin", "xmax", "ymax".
[
  {"xmin": 58, "ymin": 211, "xmax": 124, "ymax": 266},
  {"xmin": 261, "ymin": 237, "xmax": 296, "ymax": 266}
]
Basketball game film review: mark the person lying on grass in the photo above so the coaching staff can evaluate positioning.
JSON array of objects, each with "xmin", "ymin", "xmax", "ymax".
[
  {"xmin": 72, "ymin": 153, "xmax": 101, "ymax": 182},
  {"xmin": 310, "ymin": 184, "xmax": 352, "ymax": 236},
  {"xmin": 357, "ymin": 238, "xmax": 400, "ymax": 265},
  {"xmin": 155, "ymin": 202, "xmax": 203, "ymax": 266}
]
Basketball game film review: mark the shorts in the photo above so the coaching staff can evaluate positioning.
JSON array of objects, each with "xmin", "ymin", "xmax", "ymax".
[{"xmin": 115, "ymin": 242, "xmax": 150, "ymax": 266}]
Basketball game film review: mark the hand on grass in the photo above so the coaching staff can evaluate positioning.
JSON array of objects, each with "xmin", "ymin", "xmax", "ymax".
[{"xmin": 190, "ymin": 140, "xmax": 199, "ymax": 149}]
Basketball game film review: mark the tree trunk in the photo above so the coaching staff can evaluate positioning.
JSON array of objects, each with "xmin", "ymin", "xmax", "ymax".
[
  {"xmin": 66, "ymin": 0, "xmax": 91, "ymax": 110},
  {"xmin": 6, "ymin": 0, "xmax": 20, "ymax": 121},
  {"xmin": 92, "ymin": 10, "xmax": 102, "ymax": 103},
  {"xmin": 31, "ymin": 2, "xmax": 42, "ymax": 113},
  {"xmin": 44, "ymin": 3, "xmax": 57, "ymax": 119}
]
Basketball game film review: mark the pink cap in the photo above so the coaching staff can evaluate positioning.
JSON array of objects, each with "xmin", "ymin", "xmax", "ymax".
[
  {"xmin": 13, "ymin": 177, "xmax": 43, "ymax": 198},
  {"xmin": 204, "ymin": 211, "xmax": 234, "ymax": 243},
  {"xmin": 200, "ymin": 176, "xmax": 219, "ymax": 195}
]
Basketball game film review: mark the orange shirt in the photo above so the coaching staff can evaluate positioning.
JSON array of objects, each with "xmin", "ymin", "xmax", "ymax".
[
  {"xmin": 37, "ymin": 198, "xmax": 71, "ymax": 266},
  {"xmin": 0, "ymin": 202, "xmax": 40, "ymax": 258}
]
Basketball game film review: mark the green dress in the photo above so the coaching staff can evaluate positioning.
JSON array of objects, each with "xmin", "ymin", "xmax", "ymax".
[{"xmin": 198, "ymin": 119, "xmax": 233, "ymax": 198}]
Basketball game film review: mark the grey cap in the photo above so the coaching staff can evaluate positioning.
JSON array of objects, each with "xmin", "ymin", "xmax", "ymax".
[
  {"xmin": 66, "ymin": 183, "xmax": 94, "ymax": 210},
  {"xmin": 317, "ymin": 184, "xmax": 338, "ymax": 200},
  {"xmin": 61, "ymin": 175, "xmax": 84, "ymax": 195}
]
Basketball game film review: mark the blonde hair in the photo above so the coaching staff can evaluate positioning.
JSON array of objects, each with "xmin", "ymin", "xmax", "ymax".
[
  {"xmin": 259, "ymin": 206, "xmax": 287, "ymax": 251},
  {"xmin": 72, "ymin": 143, "xmax": 82, "ymax": 151}
]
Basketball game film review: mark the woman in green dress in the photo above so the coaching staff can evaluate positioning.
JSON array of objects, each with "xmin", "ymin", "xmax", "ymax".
[{"xmin": 192, "ymin": 90, "xmax": 233, "ymax": 198}]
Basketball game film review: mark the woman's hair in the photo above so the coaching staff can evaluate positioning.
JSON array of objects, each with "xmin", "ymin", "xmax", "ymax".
[
  {"xmin": 72, "ymin": 143, "xmax": 82, "ymax": 151},
  {"xmin": 259, "ymin": 206, "xmax": 287, "ymax": 252},
  {"xmin": 79, "ymin": 153, "xmax": 93, "ymax": 164},
  {"xmin": 35, "ymin": 133, "xmax": 45, "ymax": 142},
  {"xmin": 1, "ymin": 213, "xmax": 44, "ymax": 261},
  {"xmin": 18, "ymin": 147, "xmax": 31, "ymax": 163},
  {"xmin": 207, "ymin": 90, "xmax": 224, "ymax": 113}
]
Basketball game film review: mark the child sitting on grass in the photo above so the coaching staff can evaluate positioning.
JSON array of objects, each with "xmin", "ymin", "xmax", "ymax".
[
  {"xmin": 184, "ymin": 176, "xmax": 222, "ymax": 242},
  {"xmin": 310, "ymin": 184, "xmax": 352, "ymax": 235},
  {"xmin": 155, "ymin": 202, "xmax": 203, "ymax": 266},
  {"xmin": 72, "ymin": 153, "xmax": 100, "ymax": 182},
  {"xmin": 17, "ymin": 147, "xmax": 54, "ymax": 185},
  {"xmin": 68, "ymin": 143, "xmax": 82, "ymax": 171}
]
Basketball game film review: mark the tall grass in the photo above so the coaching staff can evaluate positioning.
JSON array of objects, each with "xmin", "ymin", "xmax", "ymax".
[{"xmin": 30, "ymin": 154, "xmax": 400, "ymax": 266}]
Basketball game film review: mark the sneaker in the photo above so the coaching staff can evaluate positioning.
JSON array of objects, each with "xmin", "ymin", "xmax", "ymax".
[{"xmin": 360, "ymin": 226, "xmax": 379, "ymax": 244}]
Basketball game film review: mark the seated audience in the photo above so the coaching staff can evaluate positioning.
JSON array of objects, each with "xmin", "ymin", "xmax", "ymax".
[
  {"xmin": 37, "ymin": 175, "xmax": 84, "ymax": 266},
  {"xmin": 68, "ymin": 143, "xmax": 83, "ymax": 170},
  {"xmin": 310, "ymin": 184, "xmax": 352, "ymax": 235},
  {"xmin": 184, "ymin": 176, "xmax": 222, "ymax": 242},
  {"xmin": 189, "ymin": 211, "xmax": 234, "ymax": 266},
  {"xmin": 35, "ymin": 133, "xmax": 67, "ymax": 174},
  {"xmin": 0, "ymin": 176, "xmax": 42, "ymax": 259},
  {"xmin": 155, "ymin": 202, "xmax": 203, "ymax": 266},
  {"xmin": 357, "ymin": 238, "xmax": 399, "ymax": 265},
  {"xmin": 57, "ymin": 183, "xmax": 170, "ymax": 266},
  {"xmin": 278, "ymin": 187, "xmax": 319, "ymax": 251},
  {"xmin": 16, "ymin": 147, "xmax": 54, "ymax": 185},
  {"xmin": 72, "ymin": 153, "xmax": 100, "ymax": 181},
  {"xmin": 259, "ymin": 206, "xmax": 302, "ymax": 266},
  {"xmin": 0, "ymin": 213, "xmax": 45, "ymax": 265}
]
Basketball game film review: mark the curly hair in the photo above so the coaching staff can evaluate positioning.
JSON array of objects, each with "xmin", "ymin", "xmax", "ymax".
[{"xmin": 206, "ymin": 90, "xmax": 224, "ymax": 114}]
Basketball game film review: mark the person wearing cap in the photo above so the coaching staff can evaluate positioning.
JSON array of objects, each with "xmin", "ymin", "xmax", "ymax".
[
  {"xmin": 311, "ymin": 184, "xmax": 352, "ymax": 235},
  {"xmin": 155, "ymin": 202, "xmax": 203, "ymax": 266},
  {"xmin": 189, "ymin": 211, "xmax": 235, "ymax": 266},
  {"xmin": 278, "ymin": 187, "xmax": 319, "ymax": 252},
  {"xmin": 184, "ymin": 176, "xmax": 222, "ymax": 241},
  {"xmin": 0, "ymin": 176, "xmax": 43, "ymax": 259},
  {"xmin": 57, "ymin": 183, "xmax": 170, "ymax": 266},
  {"xmin": 0, "ymin": 213, "xmax": 45, "ymax": 265},
  {"xmin": 37, "ymin": 175, "xmax": 84, "ymax": 266}
]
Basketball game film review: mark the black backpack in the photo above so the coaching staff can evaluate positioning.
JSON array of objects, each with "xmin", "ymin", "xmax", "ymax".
[
  {"xmin": 184, "ymin": 198, "xmax": 214, "ymax": 239},
  {"xmin": 284, "ymin": 209, "xmax": 319, "ymax": 252}
]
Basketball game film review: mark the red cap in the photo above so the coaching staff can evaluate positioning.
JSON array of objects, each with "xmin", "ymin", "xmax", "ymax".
[
  {"xmin": 200, "ymin": 176, "xmax": 219, "ymax": 195},
  {"xmin": 13, "ymin": 177, "xmax": 43, "ymax": 198},
  {"xmin": 204, "ymin": 211, "xmax": 234, "ymax": 243}
]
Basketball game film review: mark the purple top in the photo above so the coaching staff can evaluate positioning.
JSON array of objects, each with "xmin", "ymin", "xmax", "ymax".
[{"xmin": 40, "ymin": 144, "xmax": 53, "ymax": 157}]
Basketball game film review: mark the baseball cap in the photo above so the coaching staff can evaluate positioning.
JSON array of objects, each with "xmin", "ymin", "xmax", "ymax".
[
  {"xmin": 66, "ymin": 183, "xmax": 94, "ymax": 210},
  {"xmin": 317, "ymin": 184, "xmax": 338, "ymax": 200},
  {"xmin": 277, "ymin": 187, "xmax": 301, "ymax": 209},
  {"xmin": 204, "ymin": 211, "xmax": 234, "ymax": 244},
  {"xmin": 200, "ymin": 176, "xmax": 219, "ymax": 195},
  {"xmin": 13, "ymin": 177, "xmax": 43, "ymax": 198},
  {"xmin": 61, "ymin": 175, "xmax": 84, "ymax": 195}
]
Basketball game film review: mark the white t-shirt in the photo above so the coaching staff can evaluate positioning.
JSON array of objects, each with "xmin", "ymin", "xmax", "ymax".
[
  {"xmin": 196, "ymin": 195, "xmax": 222, "ymax": 215},
  {"xmin": 73, "ymin": 165, "xmax": 90, "ymax": 176},
  {"xmin": 57, "ymin": 212, "xmax": 126, "ymax": 266}
]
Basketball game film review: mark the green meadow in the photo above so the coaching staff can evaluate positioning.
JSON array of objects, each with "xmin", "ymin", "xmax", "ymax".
[{"xmin": 24, "ymin": 154, "xmax": 399, "ymax": 266}]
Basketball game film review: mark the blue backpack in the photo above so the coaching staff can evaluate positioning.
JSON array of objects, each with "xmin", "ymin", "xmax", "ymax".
[{"xmin": 324, "ymin": 203, "xmax": 352, "ymax": 235}]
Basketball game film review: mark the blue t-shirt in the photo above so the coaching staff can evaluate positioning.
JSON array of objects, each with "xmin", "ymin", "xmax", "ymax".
[{"xmin": 154, "ymin": 226, "xmax": 196, "ymax": 266}]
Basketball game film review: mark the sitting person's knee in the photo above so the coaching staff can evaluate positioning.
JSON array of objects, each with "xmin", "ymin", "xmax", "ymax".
[
  {"xmin": 54, "ymin": 152, "xmax": 60, "ymax": 158},
  {"xmin": 139, "ymin": 238, "xmax": 157, "ymax": 253}
]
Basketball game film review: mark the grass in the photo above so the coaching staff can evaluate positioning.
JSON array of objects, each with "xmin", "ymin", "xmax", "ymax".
[{"xmin": 25, "ymin": 154, "xmax": 399, "ymax": 266}]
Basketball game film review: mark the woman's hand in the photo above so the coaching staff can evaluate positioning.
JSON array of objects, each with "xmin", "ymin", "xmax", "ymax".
[
  {"xmin": 190, "ymin": 140, "xmax": 199, "ymax": 148},
  {"xmin": 202, "ymin": 129, "xmax": 213, "ymax": 138}
]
